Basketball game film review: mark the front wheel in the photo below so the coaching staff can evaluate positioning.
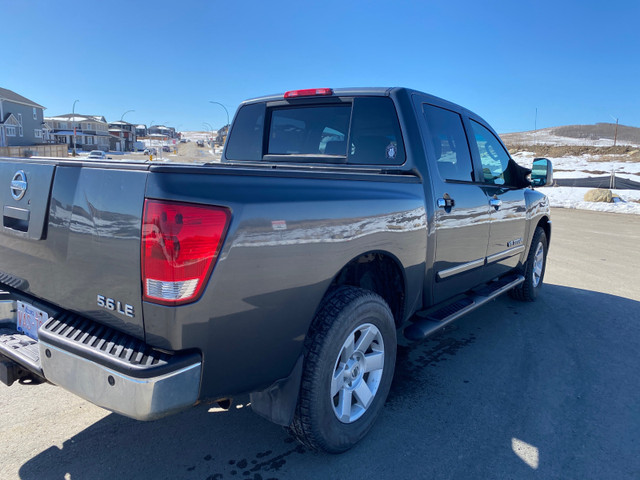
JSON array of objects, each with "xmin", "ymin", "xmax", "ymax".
[
  {"xmin": 289, "ymin": 286, "xmax": 397, "ymax": 453},
  {"xmin": 510, "ymin": 226, "xmax": 548, "ymax": 301}
]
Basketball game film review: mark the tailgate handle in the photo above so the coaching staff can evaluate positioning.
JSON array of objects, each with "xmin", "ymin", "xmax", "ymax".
[{"xmin": 3, "ymin": 206, "xmax": 30, "ymax": 232}]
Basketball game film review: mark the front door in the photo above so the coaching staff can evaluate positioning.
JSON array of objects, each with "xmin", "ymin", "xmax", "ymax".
[{"xmin": 467, "ymin": 119, "xmax": 528, "ymax": 278}]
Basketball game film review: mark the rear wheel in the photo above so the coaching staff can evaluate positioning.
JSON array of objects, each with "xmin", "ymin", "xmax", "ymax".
[
  {"xmin": 510, "ymin": 227, "xmax": 548, "ymax": 301},
  {"xmin": 289, "ymin": 286, "xmax": 397, "ymax": 453}
]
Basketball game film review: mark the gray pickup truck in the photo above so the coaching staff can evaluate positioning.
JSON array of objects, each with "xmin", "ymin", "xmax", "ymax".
[{"xmin": 0, "ymin": 87, "xmax": 552, "ymax": 453}]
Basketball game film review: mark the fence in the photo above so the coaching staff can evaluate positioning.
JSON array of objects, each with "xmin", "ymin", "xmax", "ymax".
[
  {"xmin": 0, "ymin": 144, "xmax": 68, "ymax": 158},
  {"xmin": 554, "ymin": 175, "xmax": 640, "ymax": 190}
]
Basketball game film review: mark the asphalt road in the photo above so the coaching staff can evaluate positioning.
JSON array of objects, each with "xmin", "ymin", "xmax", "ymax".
[{"xmin": 1, "ymin": 208, "xmax": 639, "ymax": 479}]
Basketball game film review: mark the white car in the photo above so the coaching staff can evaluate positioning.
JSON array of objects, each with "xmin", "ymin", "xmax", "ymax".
[{"xmin": 87, "ymin": 150, "xmax": 108, "ymax": 159}]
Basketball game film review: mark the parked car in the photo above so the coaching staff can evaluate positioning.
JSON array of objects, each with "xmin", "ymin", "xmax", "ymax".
[
  {"xmin": 196, "ymin": 140, "xmax": 204, "ymax": 147},
  {"xmin": 87, "ymin": 150, "xmax": 110, "ymax": 159},
  {"xmin": 0, "ymin": 87, "xmax": 553, "ymax": 453},
  {"xmin": 162, "ymin": 146, "xmax": 171, "ymax": 152},
  {"xmin": 143, "ymin": 148, "xmax": 157, "ymax": 155}
]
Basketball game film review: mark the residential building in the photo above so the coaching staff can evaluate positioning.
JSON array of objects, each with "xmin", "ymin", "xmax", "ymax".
[
  {"xmin": 0, "ymin": 87, "xmax": 47, "ymax": 147},
  {"xmin": 108, "ymin": 121, "xmax": 137, "ymax": 151},
  {"xmin": 135, "ymin": 124, "xmax": 147, "ymax": 138},
  {"xmin": 149, "ymin": 125, "xmax": 177, "ymax": 139},
  {"xmin": 45, "ymin": 114, "xmax": 111, "ymax": 152}
]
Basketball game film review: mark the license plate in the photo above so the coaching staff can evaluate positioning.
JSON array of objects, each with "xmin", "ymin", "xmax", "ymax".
[{"xmin": 16, "ymin": 301, "xmax": 49, "ymax": 340}]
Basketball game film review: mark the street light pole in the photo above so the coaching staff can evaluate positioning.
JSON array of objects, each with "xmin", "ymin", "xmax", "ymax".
[
  {"xmin": 72, "ymin": 99, "xmax": 79, "ymax": 156},
  {"xmin": 147, "ymin": 119, "xmax": 154, "ymax": 152},
  {"xmin": 120, "ymin": 110, "xmax": 135, "ymax": 151},
  {"xmin": 209, "ymin": 101, "xmax": 230, "ymax": 142},
  {"xmin": 203, "ymin": 122, "xmax": 214, "ymax": 144},
  {"xmin": 120, "ymin": 109, "xmax": 135, "ymax": 121}
]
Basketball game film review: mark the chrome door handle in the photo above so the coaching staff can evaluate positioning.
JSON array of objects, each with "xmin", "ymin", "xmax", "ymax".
[
  {"xmin": 437, "ymin": 196, "xmax": 455, "ymax": 209},
  {"xmin": 489, "ymin": 198, "xmax": 502, "ymax": 209}
]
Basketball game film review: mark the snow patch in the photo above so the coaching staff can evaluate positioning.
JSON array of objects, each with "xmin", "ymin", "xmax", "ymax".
[{"xmin": 537, "ymin": 186, "xmax": 640, "ymax": 214}]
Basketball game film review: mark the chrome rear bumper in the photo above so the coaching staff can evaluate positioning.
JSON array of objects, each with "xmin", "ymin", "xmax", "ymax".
[
  {"xmin": 0, "ymin": 292, "xmax": 201, "ymax": 421},
  {"xmin": 40, "ymin": 341, "xmax": 201, "ymax": 421}
]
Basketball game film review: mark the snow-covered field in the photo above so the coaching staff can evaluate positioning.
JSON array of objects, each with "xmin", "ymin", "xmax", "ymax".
[
  {"xmin": 180, "ymin": 130, "xmax": 215, "ymax": 142},
  {"xmin": 513, "ymin": 151, "xmax": 640, "ymax": 180},
  {"xmin": 537, "ymin": 186, "xmax": 640, "ymax": 214},
  {"xmin": 512, "ymin": 150, "xmax": 640, "ymax": 215}
]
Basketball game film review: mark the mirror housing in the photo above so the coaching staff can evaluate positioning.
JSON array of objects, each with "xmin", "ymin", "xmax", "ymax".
[{"xmin": 531, "ymin": 157, "xmax": 553, "ymax": 187}]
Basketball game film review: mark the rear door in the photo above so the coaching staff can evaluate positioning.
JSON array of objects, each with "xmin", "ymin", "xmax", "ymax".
[{"xmin": 419, "ymin": 103, "xmax": 491, "ymax": 304}]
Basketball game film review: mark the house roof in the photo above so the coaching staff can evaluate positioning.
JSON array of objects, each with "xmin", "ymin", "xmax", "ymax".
[
  {"xmin": 46, "ymin": 114, "xmax": 108, "ymax": 123},
  {"xmin": 1, "ymin": 113, "xmax": 20, "ymax": 125},
  {"xmin": 0, "ymin": 87, "xmax": 45, "ymax": 109}
]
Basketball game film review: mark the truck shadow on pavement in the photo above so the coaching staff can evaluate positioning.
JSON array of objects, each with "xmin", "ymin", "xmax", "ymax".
[{"xmin": 18, "ymin": 284, "xmax": 640, "ymax": 480}]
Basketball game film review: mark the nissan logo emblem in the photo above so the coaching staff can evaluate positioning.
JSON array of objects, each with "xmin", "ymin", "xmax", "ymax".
[{"xmin": 11, "ymin": 170, "xmax": 27, "ymax": 201}]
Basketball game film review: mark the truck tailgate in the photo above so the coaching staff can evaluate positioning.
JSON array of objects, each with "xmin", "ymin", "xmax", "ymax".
[{"xmin": 0, "ymin": 159, "xmax": 148, "ymax": 339}]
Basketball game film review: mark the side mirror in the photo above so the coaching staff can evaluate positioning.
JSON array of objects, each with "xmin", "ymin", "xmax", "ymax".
[{"xmin": 531, "ymin": 158, "xmax": 553, "ymax": 187}]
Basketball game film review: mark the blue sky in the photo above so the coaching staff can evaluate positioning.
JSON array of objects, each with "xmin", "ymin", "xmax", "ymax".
[{"xmin": 2, "ymin": 0, "xmax": 639, "ymax": 133}]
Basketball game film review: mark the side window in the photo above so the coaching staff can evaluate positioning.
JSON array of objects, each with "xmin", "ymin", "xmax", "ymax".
[
  {"xmin": 469, "ymin": 120, "xmax": 512, "ymax": 186},
  {"xmin": 225, "ymin": 103, "xmax": 265, "ymax": 161},
  {"xmin": 422, "ymin": 104, "xmax": 473, "ymax": 182},
  {"xmin": 348, "ymin": 97, "xmax": 405, "ymax": 165}
]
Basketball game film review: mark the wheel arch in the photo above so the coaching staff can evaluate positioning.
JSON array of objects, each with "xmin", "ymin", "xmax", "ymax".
[
  {"xmin": 326, "ymin": 250, "xmax": 407, "ymax": 328},
  {"xmin": 537, "ymin": 215, "xmax": 551, "ymax": 245}
]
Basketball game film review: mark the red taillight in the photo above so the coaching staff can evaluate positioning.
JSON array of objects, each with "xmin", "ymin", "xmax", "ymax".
[
  {"xmin": 142, "ymin": 199, "xmax": 230, "ymax": 305},
  {"xmin": 284, "ymin": 88, "xmax": 333, "ymax": 98}
]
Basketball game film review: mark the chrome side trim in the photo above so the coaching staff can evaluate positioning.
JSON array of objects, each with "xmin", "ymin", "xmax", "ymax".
[
  {"xmin": 486, "ymin": 246, "xmax": 525, "ymax": 264},
  {"xmin": 437, "ymin": 258, "xmax": 485, "ymax": 280},
  {"xmin": 39, "ymin": 341, "xmax": 201, "ymax": 421}
]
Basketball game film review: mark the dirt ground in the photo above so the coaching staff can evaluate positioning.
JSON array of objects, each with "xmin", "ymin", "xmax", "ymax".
[{"xmin": 504, "ymin": 143, "xmax": 640, "ymax": 161}]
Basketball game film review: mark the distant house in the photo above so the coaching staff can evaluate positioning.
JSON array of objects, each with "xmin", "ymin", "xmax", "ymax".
[
  {"xmin": 215, "ymin": 124, "xmax": 229, "ymax": 145},
  {"xmin": 0, "ymin": 87, "xmax": 47, "ymax": 147},
  {"xmin": 135, "ymin": 124, "xmax": 147, "ymax": 138},
  {"xmin": 108, "ymin": 121, "xmax": 137, "ymax": 152},
  {"xmin": 45, "ymin": 114, "xmax": 111, "ymax": 152},
  {"xmin": 149, "ymin": 125, "xmax": 177, "ymax": 139}
]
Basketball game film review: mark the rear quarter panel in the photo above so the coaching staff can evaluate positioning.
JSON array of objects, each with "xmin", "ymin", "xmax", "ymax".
[{"xmin": 143, "ymin": 166, "xmax": 426, "ymax": 399}]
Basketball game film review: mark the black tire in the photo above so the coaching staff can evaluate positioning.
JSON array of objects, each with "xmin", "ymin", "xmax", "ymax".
[
  {"xmin": 510, "ymin": 226, "xmax": 548, "ymax": 301},
  {"xmin": 289, "ymin": 286, "xmax": 397, "ymax": 453}
]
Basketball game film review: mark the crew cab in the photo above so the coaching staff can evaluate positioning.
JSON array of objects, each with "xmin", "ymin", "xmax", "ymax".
[{"xmin": 0, "ymin": 87, "xmax": 553, "ymax": 453}]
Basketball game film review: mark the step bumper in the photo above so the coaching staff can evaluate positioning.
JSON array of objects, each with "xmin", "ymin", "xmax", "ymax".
[
  {"xmin": 39, "ymin": 339, "xmax": 201, "ymax": 421},
  {"xmin": 0, "ymin": 291, "xmax": 201, "ymax": 421}
]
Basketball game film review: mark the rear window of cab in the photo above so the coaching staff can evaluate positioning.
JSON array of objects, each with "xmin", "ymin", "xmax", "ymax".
[{"xmin": 225, "ymin": 97, "xmax": 406, "ymax": 165}]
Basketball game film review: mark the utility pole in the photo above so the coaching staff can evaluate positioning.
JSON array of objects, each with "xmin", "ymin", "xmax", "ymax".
[
  {"xmin": 534, "ymin": 107, "xmax": 538, "ymax": 145},
  {"xmin": 610, "ymin": 115, "xmax": 619, "ymax": 147}
]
